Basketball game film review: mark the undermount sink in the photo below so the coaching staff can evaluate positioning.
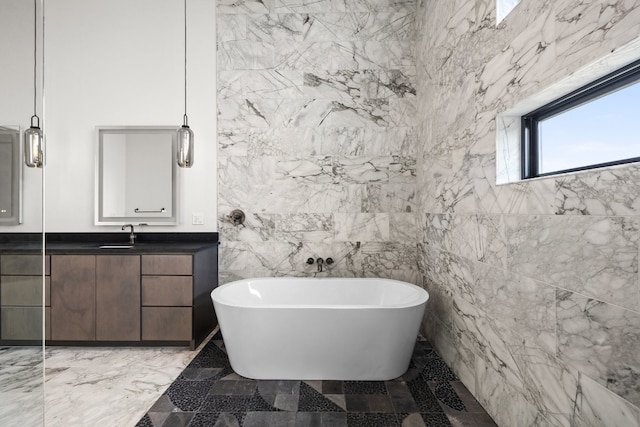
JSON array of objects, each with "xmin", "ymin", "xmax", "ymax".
[{"xmin": 97, "ymin": 244, "xmax": 134, "ymax": 249}]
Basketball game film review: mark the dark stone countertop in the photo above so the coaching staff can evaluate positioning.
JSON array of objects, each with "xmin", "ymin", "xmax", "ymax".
[{"xmin": 0, "ymin": 232, "xmax": 218, "ymax": 254}]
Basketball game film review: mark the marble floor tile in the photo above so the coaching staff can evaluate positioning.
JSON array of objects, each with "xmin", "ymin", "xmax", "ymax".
[{"xmin": 1, "ymin": 336, "xmax": 208, "ymax": 427}]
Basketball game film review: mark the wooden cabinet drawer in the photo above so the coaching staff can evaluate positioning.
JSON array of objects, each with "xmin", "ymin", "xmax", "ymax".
[
  {"xmin": 1, "ymin": 306, "xmax": 50, "ymax": 340},
  {"xmin": 1, "ymin": 255, "xmax": 50, "ymax": 275},
  {"xmin": 141, "ymin": 255, "xmax": 192, "ymax": 275},
  {"xmin": 1, "ymin": 276, "xmax": 51, "ymax": 306},
  {"xmin": 141, "ymin": 276, "xmax": 192, "ymax": 306},
  {"xmin": 142, "ymin": 307, "xmax": 191, "ymax": 341}
]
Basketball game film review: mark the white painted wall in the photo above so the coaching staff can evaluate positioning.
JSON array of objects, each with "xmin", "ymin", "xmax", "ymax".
[
  {"xmin": 1, "ymin": 0, "xmax": 217, "ymax": 233},
  {"xmin": 0, "ymin": 0, "xmax": 44, "ymax": 232}
]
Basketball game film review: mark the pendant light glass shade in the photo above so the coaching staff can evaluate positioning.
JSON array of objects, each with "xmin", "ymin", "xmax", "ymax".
[
  {"xmin": 177, "ymin": 116, "xmax": 194, "ymax": 168},
  {"xmin": 25, "ymin": 0, "xmax": 43, "ymax": 168},
  {"xmin": 24, "ymin": 115, "xmax": 43, "ymax": 168},
  {"xmin": 177, "ymin": 0, "xmax": 193, "ymax": 168}
]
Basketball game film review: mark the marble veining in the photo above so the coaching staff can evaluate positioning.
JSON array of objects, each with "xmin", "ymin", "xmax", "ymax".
[
  {"xmin": 415, "ymin": 0, "xmax": 640, "ymax": 426},
  {"xmin": 506, "ymin": 215, "xmax": 639, "ymax": 311},
  {"xmin": 217, "ymin": 0, "xmax": 419, "ymax": 288},
  {"xmin": 556, "ymin": 290, "xmax": 640, "ymax": 407},
  {"xmin": 0, "ymin": 343, "xmax": 203, "ymax": 427}
]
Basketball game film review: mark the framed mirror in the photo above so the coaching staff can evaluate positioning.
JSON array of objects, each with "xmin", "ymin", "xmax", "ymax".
[
  {"xmin": 0, "ymin": 126, "xmax": 22, "ymax": 225},
  {"xmin": 95, "ymin": 126, "xmax": 177, "ymax": 225}
]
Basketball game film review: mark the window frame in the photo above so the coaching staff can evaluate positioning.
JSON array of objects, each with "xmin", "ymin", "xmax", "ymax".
[{"xmin": 521, "ymin": 58, "xmax": 640, "ymax": 179}]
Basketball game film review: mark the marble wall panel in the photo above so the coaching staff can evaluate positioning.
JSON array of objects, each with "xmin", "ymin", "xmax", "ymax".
[
  {"xmin": 217, "ymin": 40, "xmax": 276, "ymax": 70},
  {"xmin": 303, "ymin": 12, "xmax": 415, "ymax": 41},
  {"xmin": 508, "ymin": 339, "xmax": 581, "ymax": 427},
  {"xmin": 218, "ymin": 128, "xmax": 249, "ymax": 157},
  {"xmin": 274, "ymin": 213, "xmax": 335, "ymax": 242},
  {"xmin": 506, "ymin": 215, "xmax": 640, "ymax": 311},
  {"xmin": 218, "ymin": 70, "xmax": 305, "ymax": 100},
  {"xmin": 245, "ymin": 182, "xmax": 364, "ymax": 214},
  {"xmin": 415, "ymin": 0, "xmax": 640, "ymax": 425},
  {"xmin": 246, "ymin": 14, "xmax": 306, "ymax": 41},
  {"xmin": 362, "ymin": 183, "xmax": 416, "ymax": 213},
  {"xmin": 334, "ymin": 213, "xmax": 389, "ymax": 241},
  {"xmin": 428, "ymin": 309, "xmax": 478, "ymax": 390},
  {"xmin": 424, "ymin": 213, "xmax": 506, "ymax": 269},
  {"xmin": 389, "ymin": 212, "xmax": 418, "ymax": 241},
  {"xmin": 217, "ymin": 14, "xmax": 247, "ymax": 41},
  {"xmin": 557, "ymin": 290, "xmax": 640, "ymax": 407},
  {"xmin": 553, "ymin": 166, "xmax": 640, "ymax": 216},
  {"xmin": 474, "ymin": 262, "xmax": 556, "ymax": 354},
  {"xmin": 574, "ymin": 374, "xmax": 640, "ymax": 427},
  {"xmin": 475, "ymin": 356, "xmax": 548, "ymax": 427},
  {"xmin": 217, "ymin": 0, "xmax": 272, "ymax": 14},
  {"xmin": 217, "ymin": 1, "xmax": 418, "ymax": 284}
]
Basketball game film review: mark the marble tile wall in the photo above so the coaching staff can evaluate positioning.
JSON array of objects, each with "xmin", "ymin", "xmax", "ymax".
[
  {"xmin": 216, "ymin": 0, "xmax": 419, "ymax": 283},
  {"xmin": 415, "ymin": 0, "xmax": 640, "ymax": 426}
]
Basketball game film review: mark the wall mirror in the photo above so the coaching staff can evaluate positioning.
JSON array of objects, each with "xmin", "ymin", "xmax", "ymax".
[
  {"xmin": 0, "ymin": 126, "xmax": 22, "ymax": 225},
  {"xmin": 96, "ymin": 126, "xmax": 177, "ymax": 225}
]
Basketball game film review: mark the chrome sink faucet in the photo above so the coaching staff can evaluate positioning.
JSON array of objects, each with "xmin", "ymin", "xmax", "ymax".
[
  {"xmin": 122, "ymin": 224, "xmax": 135, "ymax": 245},
  {"xmin": 316, "ymin": 257, "xmax": 323, "ymax": 272}
]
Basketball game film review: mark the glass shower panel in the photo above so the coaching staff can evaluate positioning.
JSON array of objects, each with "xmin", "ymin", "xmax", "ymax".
[{"xmin": 0, "ymin": 0, "xmax": 46, "ymax": 426}]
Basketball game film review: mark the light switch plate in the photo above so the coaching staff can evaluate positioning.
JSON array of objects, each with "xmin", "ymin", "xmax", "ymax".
[{"xmin": 192, "ymin": 213, "xmax": 204, "ymax": 225}]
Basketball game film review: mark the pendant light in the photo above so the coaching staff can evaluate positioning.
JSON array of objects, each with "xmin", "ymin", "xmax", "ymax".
[
  {"xmin": 25, "ymin": 0, "xmax": 43, "ymax": 168},
  {"xmin": 176, "ymin": 0, "xmax": 194, "ymax": 168}
]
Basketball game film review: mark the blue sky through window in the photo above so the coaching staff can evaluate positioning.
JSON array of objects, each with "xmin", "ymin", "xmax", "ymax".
[{"xmin": 538, "ymin": 81, "xmax": 640, "ymax": 174}]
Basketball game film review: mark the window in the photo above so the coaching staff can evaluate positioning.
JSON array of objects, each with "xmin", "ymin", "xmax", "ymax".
[{"xmin": 521, "ymin": 58, "xmax": 640, "ymax": 179}]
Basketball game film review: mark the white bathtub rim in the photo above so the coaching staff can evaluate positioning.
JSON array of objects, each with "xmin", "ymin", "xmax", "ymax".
[{"xmin": 211, "ymin": 277, "xmax": 429, "ymax": 309}]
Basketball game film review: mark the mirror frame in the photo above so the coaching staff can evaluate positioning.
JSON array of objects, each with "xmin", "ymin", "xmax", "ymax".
[
  {"xmin": 0, "ymin": 126, "xmax": 22, "ymax": 225},
  {"xmin": 95, "ymin": 126, "xmax": 178, "ymax": 226}
]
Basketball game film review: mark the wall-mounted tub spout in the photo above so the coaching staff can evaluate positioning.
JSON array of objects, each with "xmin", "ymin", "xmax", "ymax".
[{"xmin": 306, "ymin": 257, "xmax": 332, "ymax": 272}]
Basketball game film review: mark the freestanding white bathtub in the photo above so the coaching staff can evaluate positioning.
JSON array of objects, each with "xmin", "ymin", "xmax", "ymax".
[{"xmin": 210, "ymin": 277, "xmax": 429, "ymax": 380}]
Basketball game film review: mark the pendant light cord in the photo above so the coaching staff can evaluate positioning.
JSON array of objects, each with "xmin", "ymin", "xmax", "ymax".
[
  {"xmin": 32, "ymin": 0, "xmax": 38, "ymax": 124},
  {"xmin": 183, "ymin": 0, "xmax": 188, "ymax": 127}
]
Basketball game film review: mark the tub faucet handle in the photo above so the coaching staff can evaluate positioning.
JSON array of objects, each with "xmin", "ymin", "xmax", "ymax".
[
  {"xmin": 326, "ymin": 257, "xmax": 333, "ymax": 265},
  {"xmin": 306, "ymin": 257, "xmax": 315, "ymax": 265}
]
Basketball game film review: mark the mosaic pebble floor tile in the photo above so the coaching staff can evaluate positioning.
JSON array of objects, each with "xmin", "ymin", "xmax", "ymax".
[{"xmin": 136, "ymin": 332, "xmax": 497, "ymax": 427}]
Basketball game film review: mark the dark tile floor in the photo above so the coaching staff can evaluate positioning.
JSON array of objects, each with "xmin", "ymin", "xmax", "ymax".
[{"xmin": 136, "ymin": 331, "xmax": 497, "ymax": 427}]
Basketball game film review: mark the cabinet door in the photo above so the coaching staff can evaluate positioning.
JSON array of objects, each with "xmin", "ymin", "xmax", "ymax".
[
  {"xmin": 96, "ymin": 255, "xmax": 140, "ymax": 341},
  {"xmin": 51, "ymin": 255, "xmax": 96, "ymax": 341}
]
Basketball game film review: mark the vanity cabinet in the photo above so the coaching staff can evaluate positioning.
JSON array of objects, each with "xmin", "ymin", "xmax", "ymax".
[
  {"xmin": 0, "ymin": 235, "xmax": 217, "ymax": 349},
  {"xmin": 0, "ymin": 254, "xmax": 50, "ymax": 341}
]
